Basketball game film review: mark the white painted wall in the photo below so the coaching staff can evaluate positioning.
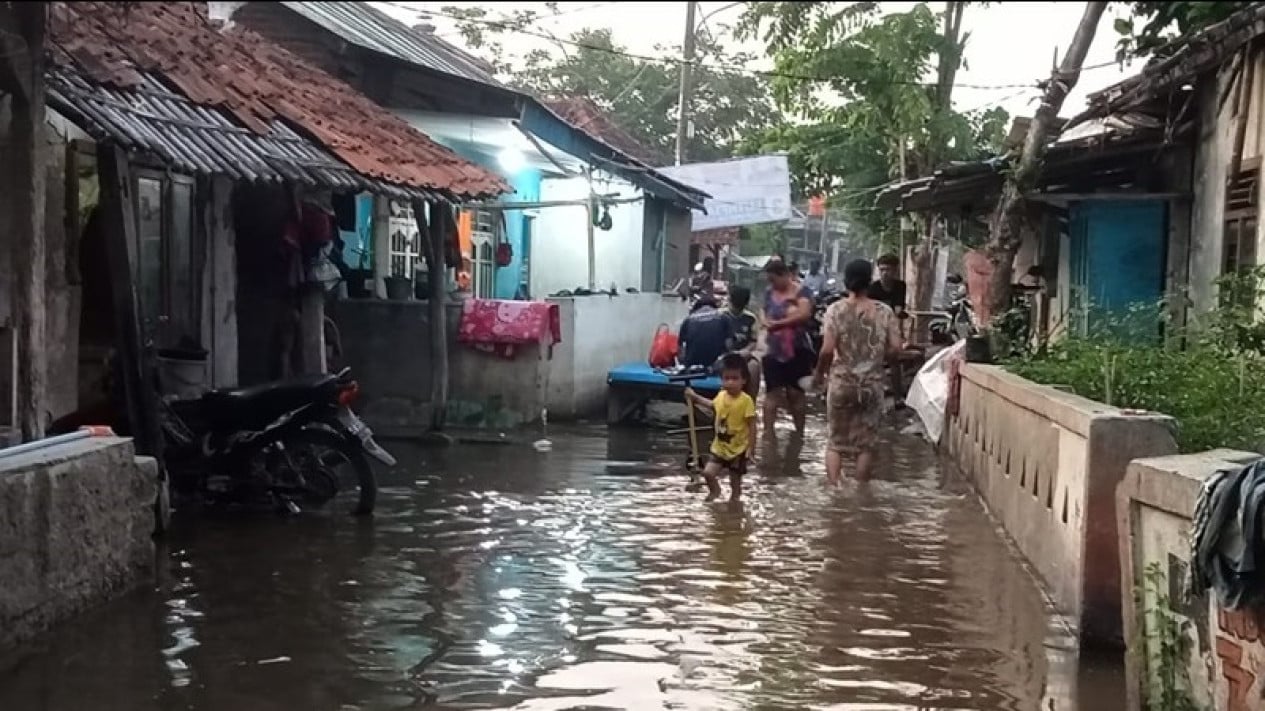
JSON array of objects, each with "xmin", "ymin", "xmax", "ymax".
[
  {"xmin": 532, "ymin": 172, "xmax": 646, "ymax": 298},
  {"xmin": 544, "ymin": 292, "xmax": 688, "ymax": 417}
]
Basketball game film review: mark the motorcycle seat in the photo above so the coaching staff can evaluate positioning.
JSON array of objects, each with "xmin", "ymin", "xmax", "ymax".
[{"xmin": 201, "ymin": 373, "xmax": 339, "ymax": 423}]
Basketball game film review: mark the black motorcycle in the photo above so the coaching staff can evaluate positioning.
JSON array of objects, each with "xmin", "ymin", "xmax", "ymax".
[
  {"xmin": 809, "ymin": 278, "xmax": 845, "ymax": 353},
  {"xmin": 159, "ymin": 367, "xmax": 394, "ymax": 516},
  {"xmin": 928, "ymin": 274, "xmax": 977, "ymax": 345}
]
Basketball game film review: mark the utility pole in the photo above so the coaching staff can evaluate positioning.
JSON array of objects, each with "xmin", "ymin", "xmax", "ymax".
[{"xmin": 674, "ymin": 0, "xmax": 697, "ymax": 166}]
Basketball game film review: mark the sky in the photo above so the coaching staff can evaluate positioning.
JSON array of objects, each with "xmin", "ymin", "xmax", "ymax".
[{"xmin": 375, "ymin": 1, "xmax": 1143, "ymax": 121}]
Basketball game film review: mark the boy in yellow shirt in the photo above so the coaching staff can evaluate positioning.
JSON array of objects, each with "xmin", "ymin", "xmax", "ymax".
[{"xmin": 686, "ymin": 353, "xmax": 758, "ymax": 502}]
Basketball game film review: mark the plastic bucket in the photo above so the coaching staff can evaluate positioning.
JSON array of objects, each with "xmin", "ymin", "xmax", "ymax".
[{"xmin": 156, "ymin": 348, "xmax": 209, "ymax": 399}]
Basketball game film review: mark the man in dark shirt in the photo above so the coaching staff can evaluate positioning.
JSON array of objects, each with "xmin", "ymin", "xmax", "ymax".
[
  {"xmin": 723, "ymin": 286, "xmax": 761, "ymax": 398},
  {"xmin": 868, "ymin": 253, "xmax": 909, "ymax": 406},
  {"xmin": 868, "ymin": 253, "xmax": 907, "ymax": 315},
  {"xmin": 678, "ymin": 296, "xmax": 733, "ymax": 369}
]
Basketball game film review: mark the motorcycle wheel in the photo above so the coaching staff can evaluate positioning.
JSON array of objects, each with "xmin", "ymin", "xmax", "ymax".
[{"xmin": 275, "ymin": 428, "xmax": 378, "ymax": 516}]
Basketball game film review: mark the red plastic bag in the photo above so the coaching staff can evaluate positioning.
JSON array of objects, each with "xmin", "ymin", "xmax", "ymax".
[{"xmin": 648, "ymin": 324, "xmax": 678, "ymax": 368}]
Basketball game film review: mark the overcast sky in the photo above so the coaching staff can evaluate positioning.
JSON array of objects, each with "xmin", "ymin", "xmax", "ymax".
[{"xmin": 377, "ymin": 1, "xmax": 1140, "ymax": 120}]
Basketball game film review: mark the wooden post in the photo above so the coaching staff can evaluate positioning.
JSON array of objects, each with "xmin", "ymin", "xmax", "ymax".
[
  {"xmin": 416, "ymin": 200, "xmax": 448, "ymax": 431},
  {"xmin": 1, "ymin": 4, "xmax": 48, "ymax": 441},
  {"xmin": 97, "ymin": 143, "xmax": 164, "ymax": 464},
  {"xmin": 298, "ymin": 284, "xmax": 326, "ymax": 374}
]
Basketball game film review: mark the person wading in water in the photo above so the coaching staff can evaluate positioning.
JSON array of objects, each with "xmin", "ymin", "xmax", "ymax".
[
  {"xmin": 760, "ymin": 260, "xmax": 814, "ymax": 437},
  {"xmin": 814, "ymin": 259, "xmax": 902, "ymax": 484}
]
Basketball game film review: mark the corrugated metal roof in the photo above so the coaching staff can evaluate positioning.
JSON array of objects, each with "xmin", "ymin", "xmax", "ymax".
[
  {"xmin": 280, "ymin": 1, "xmax": 506, "ymax": 89},
  {"xmin": 50, "ymin": 2, "xmax": 509, "ymax": 200},
  {"xmin": 48, "ymin": 66, "xmax": 426, "ymax": 196}
]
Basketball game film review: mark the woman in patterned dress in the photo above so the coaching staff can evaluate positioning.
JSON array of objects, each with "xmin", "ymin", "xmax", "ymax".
[{"xmin": 812, "ymin": 259, "xmax": 903, "ymax": 484}]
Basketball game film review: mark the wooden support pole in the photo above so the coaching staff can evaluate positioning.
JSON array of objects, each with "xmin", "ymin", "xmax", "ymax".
[
  {"xmin": 3, "ymin": 5, "xmax": 48, "ymax": 441},
  {"xmin": 416, "ymin": 200, "xmax": 449, "ymax": 431}
]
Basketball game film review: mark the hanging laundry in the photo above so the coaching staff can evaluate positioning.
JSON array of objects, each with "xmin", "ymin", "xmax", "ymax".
[
  {"xmin": 1189, "ymin": 458, "xmax": 1265, "ymax": 609},
  {"xmin": 457, "ymin": 299, "xmax": 562, "ymax": 359}
]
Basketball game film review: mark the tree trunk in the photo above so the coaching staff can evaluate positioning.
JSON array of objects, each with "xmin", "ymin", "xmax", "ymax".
[
  {"xmin": 985, "ymin": 1, "xmax": 1107, "ymax": 320},
  {"xmin": 416, "ymin": 200, "xmax": 449, "ymax": 431},
  {"xmin": 2, "ymin": 5, "xmax": 48, "ymax": 441},
  {"xmin": 908, "ymin": 1, "xmax": 967, "ymax": 341}
]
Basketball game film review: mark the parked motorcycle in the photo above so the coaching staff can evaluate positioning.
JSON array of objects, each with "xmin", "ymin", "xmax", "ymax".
[
  {"xmin": 928, "ymin": 274, "xmax": 977, "ymax": 345},
  {"xmin": 809, "ymin": 277, "xmax": 845, "ymax": 353},
  {"xmin": 52, "ymin": 365, "xmax": 394, "ymax": 516},
  {"xmin": 160, "ymin": 367, "xmax": 394, "ymax": 516}
]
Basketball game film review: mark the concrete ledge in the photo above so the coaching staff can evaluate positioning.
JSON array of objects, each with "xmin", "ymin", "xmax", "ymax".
[
  {"xmin": 1116, "ymin": 450, "xmax": 1260, "ymax": 711},
  {"xmin": 947, "ymin": 364, "xmax": 1179, "ymax": 647},
  {"xmin": 0, "ymin": 437, "xmax": 158, "ymax": 654}
]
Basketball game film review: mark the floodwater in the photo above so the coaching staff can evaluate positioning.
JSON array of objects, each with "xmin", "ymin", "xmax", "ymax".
[{"xmin": 0, "ymin": 417, "xmax": 1123, "ymax": 710}]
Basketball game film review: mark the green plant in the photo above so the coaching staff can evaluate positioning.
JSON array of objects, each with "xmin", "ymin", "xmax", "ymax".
[
  {"xmin": 1138, "ymin": 561, "xmax": 1205, "ymax": 711},
  {"xmin": 1007, "ymin": 270, "xmax": 1265, "ymax": 453}
]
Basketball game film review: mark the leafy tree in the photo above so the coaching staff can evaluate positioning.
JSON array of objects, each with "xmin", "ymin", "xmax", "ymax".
[
  {"xmin": 738, "ymin": 1, "xmax": 1008, "ymax": 316},
  {"xmin": 1113, "ymin": 2, "xmax": 1252, "ymax": 62},
  {"xmin": 442, "ymin": 6, "xmax": 780, "ymax": 164}
]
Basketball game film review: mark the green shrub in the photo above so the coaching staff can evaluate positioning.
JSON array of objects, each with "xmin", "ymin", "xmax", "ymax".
[{"xmin": 1004, "ymin": 268, "xmax": 1265, "ymax": 454}]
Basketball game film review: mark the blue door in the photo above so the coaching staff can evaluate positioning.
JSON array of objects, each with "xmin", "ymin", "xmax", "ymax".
[{"xmin": 1068, "ymin": 201, "xmax": 1166, "ymax": 337}]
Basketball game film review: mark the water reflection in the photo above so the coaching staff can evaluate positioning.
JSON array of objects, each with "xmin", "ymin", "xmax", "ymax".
[{"xmin": 0, "ymin": 421, "xmax": 1121, "ymax": 710}]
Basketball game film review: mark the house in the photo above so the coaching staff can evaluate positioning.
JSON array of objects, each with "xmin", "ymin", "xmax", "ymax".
[
  {"xmin": 1068, "ymin": 3, "xmax": 1265, "ymax": 318},
  {"xmin": 0, "ymin": 1, "xmax": 508, "ymax": 438},
  {"xmin": 225, "ymin": 1, "xmax": 708, "ymax": 302},
  {"xmin": 876, "ymin": 109, "xmax": 1189, "ymax": 339},
  {"xmin": 221, "ymin": 1, "xmax": 711, "ymax": 424}
]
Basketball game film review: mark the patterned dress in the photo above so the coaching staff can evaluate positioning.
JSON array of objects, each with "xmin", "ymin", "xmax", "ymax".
[{"xmin": 824, "ymin": 298, "xmax": 900, "ymax": 454}]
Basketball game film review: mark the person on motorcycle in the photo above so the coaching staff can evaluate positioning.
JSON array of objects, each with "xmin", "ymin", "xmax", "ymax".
[
  {"xmin": 801, "ymin": 259, "xmax": 827, "ymax": 297},
  {"xmin": 724, "ymin": 285, "xmax": 761, "ymax": 399},
  {"xmin": 691, "ymin": 257, "xmax": 716, "ymax": 298}
]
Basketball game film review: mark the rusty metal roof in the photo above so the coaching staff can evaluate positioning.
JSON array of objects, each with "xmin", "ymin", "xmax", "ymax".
[
  {"xmin": 49, "ymin": 2, "xmax": 509, "ymax": 200},
  {"xmin": 279, "ymin": 1, "xmax": 505, "ymax": 89},
  {"xmin": 542, "ymin": 97, "xmax": 669, "ymax": 167}
]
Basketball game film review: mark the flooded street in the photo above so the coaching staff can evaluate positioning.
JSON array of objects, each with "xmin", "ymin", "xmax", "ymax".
[{"xmin": 0, "ymin": 418, "xmax": 1122, "ymax": 710}]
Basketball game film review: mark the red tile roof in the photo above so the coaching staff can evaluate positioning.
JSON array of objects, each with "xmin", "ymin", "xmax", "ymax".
[
  {"xmin": 542, "ymin": 97, "xmax": 669, "ymax": 168},
  {"xmin": 49, "ymin": 2, "xmax": 509, "ymax": 200}
]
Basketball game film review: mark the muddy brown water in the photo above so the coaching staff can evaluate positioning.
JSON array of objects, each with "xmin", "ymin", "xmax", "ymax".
[{"xmin": 0, "ymin": 419, "xmax": 1123, "ymax": 710}]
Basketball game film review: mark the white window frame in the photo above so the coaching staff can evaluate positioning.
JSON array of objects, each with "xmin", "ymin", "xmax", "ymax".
[
  {"xmin": 469, "ymin": 208, "xmax": 500, "ymax": 298},
  {"xmin": 387, "ymin": 200, "xmax": 422, "ymax": 278}
]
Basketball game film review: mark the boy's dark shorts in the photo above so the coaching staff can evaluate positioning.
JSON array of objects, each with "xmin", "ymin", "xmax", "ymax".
[{"xmin": 707, "ymin": 454, "xmax": 747, "ymax": 477}]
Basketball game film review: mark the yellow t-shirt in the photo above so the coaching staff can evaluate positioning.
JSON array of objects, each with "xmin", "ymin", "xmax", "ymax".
[{"xmin": 711, "ymin": 390, "xmax": 756, "ymax": 461}]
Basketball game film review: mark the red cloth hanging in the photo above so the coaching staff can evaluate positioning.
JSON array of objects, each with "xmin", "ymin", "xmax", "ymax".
[{"xmin": 457, "ymin": 299, "xmax": 562, "ymax": 359}]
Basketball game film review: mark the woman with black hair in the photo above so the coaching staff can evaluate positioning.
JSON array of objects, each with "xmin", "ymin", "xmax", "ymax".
[
  {"xmin": 813, "ymin": 259, "xmax": 902, "ymax": 484},
  {"xmin": 760, "ymin": 260, "xmax": 814, "ymax": 436}
]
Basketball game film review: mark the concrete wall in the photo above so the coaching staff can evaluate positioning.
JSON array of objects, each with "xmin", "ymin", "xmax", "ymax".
[
  {"xmin": 532, "ymin": 173, "xmax": 647, "ymax": 297},
  {"xmin": 0, "ymin": 437, "xmax": 158, "ymax": 653},
  {"xmin": 330, "ymin": 292, "xmax": 688, "ymax": 428},
  {"xmin": 1116, "ymin": 450, "xmax": 1262, "ymax": 711},
  {"xmin": 1189, "ymin": 48, "xmax": 1265, "ymax": 314},
  {"xmin": 946, "ymin": 364, "xmax": 1179, "ymax": 646},
  {"xmin": 546, "ymin": 293, "xmax": 689, "ymax": 417}
]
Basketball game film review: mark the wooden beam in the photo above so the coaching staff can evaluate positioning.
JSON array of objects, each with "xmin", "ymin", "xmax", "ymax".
[
  {"xmin": 97, "ymin": 143, "xmax": 165, "ymax": 466},
  {"xmin": 1025, "ymin": 191, "xmax": 1189, "ymax": 205}
]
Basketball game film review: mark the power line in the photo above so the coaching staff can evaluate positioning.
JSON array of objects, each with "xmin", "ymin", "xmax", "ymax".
[
  {"xmin": 380, "ymin": 1, "xmax": 1045, "ymax": 92},
  {"xmin": 430, "ymin": 2, "xmax": 619, "ymax": 40}
]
